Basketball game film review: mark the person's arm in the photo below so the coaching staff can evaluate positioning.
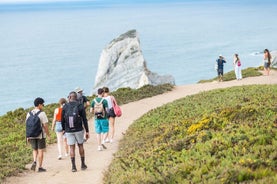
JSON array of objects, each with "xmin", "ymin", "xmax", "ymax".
[
  {"xmin": 41, "ymin": 112, "xmax": 50, "ymax": 138},
  {"xmin": 61, "ymin": 107, "xmax": 66, "ymax": 132},
  {"xmin": 43, "ymin": 123, "xmax": 50, "ymax": 137},
  {"xmin": 83, "ymin": 96, "xmax": 90, "ymax": 109},
  {"xmin": 80, "ymin": 106, "xmax": 89, "ymax": 135},
  {"xmin": 51, "ymin": 108, "xmax": 58, "ymax": 131}
]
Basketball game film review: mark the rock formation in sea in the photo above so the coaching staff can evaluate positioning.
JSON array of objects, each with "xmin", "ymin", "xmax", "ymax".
[
  {"xmin": 271, "ymin": 50, "xmax": 277, "ymax": 68},
  {"xmin": 93, "ymin": 29, "xmax": 175, "ymax": 92}
]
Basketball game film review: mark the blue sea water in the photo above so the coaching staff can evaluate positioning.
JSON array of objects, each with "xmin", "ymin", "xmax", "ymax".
[{"xmin": 0, "ymin": 0, "xmax": 277, "ymax": 115}]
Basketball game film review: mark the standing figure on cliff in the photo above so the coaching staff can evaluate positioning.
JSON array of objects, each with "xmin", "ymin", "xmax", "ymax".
[
  {"xmin": 233, "ymin": 53, "xmax": 242, "ymax": 80},
  {"xmin": 216, "ymin": 54, "xmax": 227, "ymax": 82},
  {"xmin": 26, "ymin": 97, "xmax": 50, "ymax": 172},
  {"xmin": 62, "ymin": 91, "xmax": 89, "ymax": 172},
  {"xmin": 263, "ymin": 49, "xmax": 272, "ymax": 76}
]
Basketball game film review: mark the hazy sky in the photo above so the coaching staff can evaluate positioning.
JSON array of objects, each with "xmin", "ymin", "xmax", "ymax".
[{"xmin": 0, "ymin": 0, "xmax": 92, "ymax": 4}]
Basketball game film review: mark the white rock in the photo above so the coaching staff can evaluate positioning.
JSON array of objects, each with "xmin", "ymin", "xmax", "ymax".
[{"xmin": 93, "ymin": 30, "xmax": 175, "ymax": 92}]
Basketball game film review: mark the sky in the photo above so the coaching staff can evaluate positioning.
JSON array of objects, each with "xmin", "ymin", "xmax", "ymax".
[{"xmin": 0, "ymin": 0, "xmax": 92, "ymax": 4}]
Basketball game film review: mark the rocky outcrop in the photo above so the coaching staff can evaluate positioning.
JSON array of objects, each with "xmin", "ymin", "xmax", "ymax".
[
  {"xmin": 93, "ymin": 30, "xmax": 175, "ymax": 92},
  {"xmin": 271, "ymin": 50, "xmax": 277, "ymax": 68}
]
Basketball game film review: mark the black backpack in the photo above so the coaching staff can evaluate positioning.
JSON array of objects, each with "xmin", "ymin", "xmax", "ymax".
[
  {"xmin": 26, "ymin": 111, "xmax": 42, "ymax": 138},
  {"xmin": 77, "ymin": 93, "xmax": 84, "ymax": 106},
  {"xmin": 64, "ymin": 103, "xmax": 81, "ymax": 131}
]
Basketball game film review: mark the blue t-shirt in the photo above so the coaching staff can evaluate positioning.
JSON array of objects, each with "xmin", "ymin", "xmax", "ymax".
[{"xmin": 217, "ymin": 59, "xmax": 226, "ymax": 70}]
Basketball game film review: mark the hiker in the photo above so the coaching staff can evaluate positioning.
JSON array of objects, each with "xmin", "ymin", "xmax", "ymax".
[
  {"xmin": 233, "ymin": 53, "xmax": 242, "ymax": 80},
  {"xmin": 75, "ymin": 87, "xmax": 90, "ymax": 109},
  {"xmin": 263, "ymin": 49, "xmax": 272, "ymax": 76},
  {"xmin": 51, "ymin": 98, "xmax": 69, "ymax": 160},
  {"xmin": 216, "ymin": 54, "xmax": 227, "ymax": 82},
  {"xmin": 26, "ymin": 97, "xmax": 50, "ymax": 172},
  {"xmin": 103, "ymin": 87, "xmax": 118, "ymax": 143},
  {"xmin": 61, "ymin": 91, "xmax": 89, "ymax": 172},
  {"xmin": 91, "ymin": 88, "xmax": 109, "ymax": 151}
]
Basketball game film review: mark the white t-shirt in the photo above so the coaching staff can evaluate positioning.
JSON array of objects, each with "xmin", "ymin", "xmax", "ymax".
[{"xmin": 104, "ymin": 96, "xmax": 113, "ymax": 109}]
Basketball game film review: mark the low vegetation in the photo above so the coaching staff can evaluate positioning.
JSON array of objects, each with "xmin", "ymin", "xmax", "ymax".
[
  {"xmin": 0, "ymin": 83, "xmax": 173, "ymax": 182},
  {"xmin": 104, "ymin": 85, "xmax": 277, "ymax": 183},
  {"xmin": 198, "ymin": 67, "xmax": 262, "ymax": 83}
]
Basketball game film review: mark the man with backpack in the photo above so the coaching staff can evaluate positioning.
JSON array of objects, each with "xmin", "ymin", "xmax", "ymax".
[
  {"xmin": 61, "ymin": 91, "xmax": 89, "ymax": 172},
  {"xmin": 26, "ymin": 97, "xmax": 50, "ymax": 172},
  {"xmin": 75, "ymin": 87, "xmax": 90, "ymax": 109},
  {"xmin": 91, "ymin": 88, "xmax": 109, "ymax": 151}
]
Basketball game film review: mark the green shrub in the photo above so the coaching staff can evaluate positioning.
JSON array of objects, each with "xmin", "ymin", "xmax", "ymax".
[
  {"xmin": 104, "ymin": 85, "xmax": 277, "ymax": 183},
  {"xmin": 198, "ymin": 67, "xmax": 262, "ymax": 83},
  {"xmin": 0, "ymin": 83, "xmax": 173, "ymax": 182}
]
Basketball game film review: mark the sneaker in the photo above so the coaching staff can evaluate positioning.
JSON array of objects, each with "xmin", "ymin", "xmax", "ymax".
[
  {"xmin": 65, "ymin": 153, "xmax": 69, "ymax": 157},
  {"xmin": 81, "ymin": 164, "xmax": 87, "ymax": 170},
  {"xmin": 58, "ymin": 155, "xmax": 62, "ymax": 160},
  {"xmin": 30, "ymin": 162, "xmax": 36, "ymax": 171},
  {"xmin": 38, "ymin": 167, "xmax": 46, "ymax": 172},
  {"xmin": 104, "ymin": 139, "xmax": 110, "ymax": 143},
  {"xmin": 97, "ymin": 146, "xmax": 103, "ymax": 151},
  {"xmin": 72, "ymin": 167, "xmax": 77, "ymax": 172},
  {"xmin": 110, "ymin": 139, "xmax": 113, "ymax": 143},
  {"xmin": 101, "ymin": 144, "xmax": 107, "ymax": 149}
]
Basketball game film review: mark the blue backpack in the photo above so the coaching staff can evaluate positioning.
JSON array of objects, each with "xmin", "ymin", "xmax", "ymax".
[{"xmin": 26, "ymin": 111, "xmax": 42, "ymax": 138}]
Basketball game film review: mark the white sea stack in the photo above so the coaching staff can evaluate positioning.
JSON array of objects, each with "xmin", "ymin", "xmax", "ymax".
[
  {"xmin": 271, "ymin": 50, "xmax": 277, "ymax": 68},
  {"xmin": 93, "ymin": 30, "xmax": 175, "ymax": 92}
]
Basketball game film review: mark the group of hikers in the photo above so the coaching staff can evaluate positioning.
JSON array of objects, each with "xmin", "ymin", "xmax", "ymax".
[
  {"xmin": 215, "ymin": 48, "xmax": 272, "ymax": 82},
  {"xmin": 25, "ymin": 86, "xmax": 120, "ymax": 172}
]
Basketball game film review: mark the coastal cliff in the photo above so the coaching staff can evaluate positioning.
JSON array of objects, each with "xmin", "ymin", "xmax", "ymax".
[{"xmin": 93, "ymin": 30, "xmax": 175, "ymax": 92}]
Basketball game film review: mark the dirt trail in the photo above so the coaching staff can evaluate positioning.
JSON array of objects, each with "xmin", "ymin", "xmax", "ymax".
[{"xmin": 4, "ymin": 71, "xmax": 277, "ymax": 184}]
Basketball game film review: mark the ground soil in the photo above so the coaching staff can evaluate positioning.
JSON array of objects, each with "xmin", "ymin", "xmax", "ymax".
[{"xmin": 3, "ymin": 71, "xmax": 277, "ymax": 184}]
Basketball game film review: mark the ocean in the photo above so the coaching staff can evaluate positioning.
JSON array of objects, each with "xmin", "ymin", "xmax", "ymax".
[{"xmin": 0, "ymin": 0, "xmax": 277, "ymax": 115}]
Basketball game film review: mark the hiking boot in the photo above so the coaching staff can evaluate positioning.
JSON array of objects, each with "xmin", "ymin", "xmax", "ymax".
[
  {"xmin": 81, "ymin": 164, "xmax": 87, "ymax": 170},
  {"xmin": 38, "ymin": 167, "xmax": 46, "ymax": 172},
  {"xmin": 30, "ymin": 162, "xmax": 36, "ymax": 171},
  {"xmin": 72, "ymin": 166, "xmax": 77, "ymax": 172}
]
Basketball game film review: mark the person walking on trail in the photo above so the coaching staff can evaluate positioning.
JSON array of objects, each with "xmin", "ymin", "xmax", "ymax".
[
  {"xmin": 91, "ymin": 88, "xmax": 109, "ymax": 151},
  {"xmin": 216, "ymin": 54, "xmax": 227, "ymax": 82},
  {"xmin": 51, "ymin": 98, "xmax": 68, "ymax": 160},
  {"xmin": 103, "ymin": 87, "xmax": 118, "ymax": 143},
  {"xmin": 61, "ymin": 91, "xmax": 89, "ymax": 172},
  {"xmin": 75, "ymin": 87, "xmax": 90, "ymax": 109},
  {"xmin": 263, "ymin": 49, "xmax": 272, "ymax": 76},
  {"xmin": 233, "ymin": 53, "xmax": 242, "ymax": 80},
  {"xmin": 26, "ymin": 97, "xmax": 50, "ymax": 172}
]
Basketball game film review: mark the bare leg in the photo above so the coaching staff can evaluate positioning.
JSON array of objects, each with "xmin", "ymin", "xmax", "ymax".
[
  {"xmin": 64, "ymin": 137, "xmax": 69, "ymax": 156},
  {"xmin": 56, "ymin": 132, "xmax": 63, "ymax": 158},
  {"xmin": 109, "ymin": 117, "xmax": 115, "ymax": 141},
  {"xmin": 32, "ymin": 149, "xmax": 38, "ymax": 162},
  {"xmin": 37, "ymin": 149, "xmax": 44, "ymax": 168}
]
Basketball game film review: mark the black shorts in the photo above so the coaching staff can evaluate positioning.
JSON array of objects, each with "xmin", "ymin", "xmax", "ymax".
[
  {"xmin": 107, "ymin": 108, "xmax": 116, "ymax": 118},
  {"xmin": 218, "ymin": 69, "xmax": 224, "ymax": 76},
  {"xmin": 29, "ymin": 138, "xmax": 46, "ymax": 150}
]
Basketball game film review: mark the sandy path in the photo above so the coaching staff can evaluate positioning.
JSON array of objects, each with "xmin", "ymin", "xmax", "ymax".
[{"xmin": 4, "ymin": 71, "xmax": 277, "ymax": 184}]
